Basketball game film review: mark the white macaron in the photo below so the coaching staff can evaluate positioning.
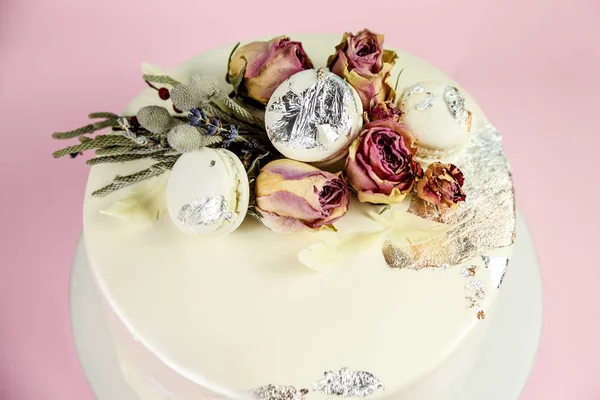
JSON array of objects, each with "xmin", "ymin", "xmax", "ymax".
[
  {"xmin": 398, "ymin": 81, "xmax": 476, "ymax": 163},
  {"xmin": 166, "ymin": 148, "xmax": 249, "ymax": 235}
]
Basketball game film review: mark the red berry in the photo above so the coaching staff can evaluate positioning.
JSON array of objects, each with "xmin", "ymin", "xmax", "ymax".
[
  {"xmin": 173, "ymin": 105, "xmax": 182, "ymax": 114},
  {"xmin": 158, "ymin": 87, "xmax": 170, "ymax": 100},
  {"xmin": 130, "ymin": 116, "xmax": 139, "ymax": 126}
]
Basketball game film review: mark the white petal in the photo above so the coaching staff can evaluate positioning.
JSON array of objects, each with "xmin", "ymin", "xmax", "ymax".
[
  {"xmin": 141, "ymin": 62, "xmax": 164, "ymax": 76},
  {"xmin": 298, "ymin": 229, "xmax": 391, "ymax": 272},
  {"xmin": 100, "ymin": 173, "xmax": 169, "ymax": 224},
  {"xmin": 368, "ymin": 209, "xmax": 453, "ymax": 245}
]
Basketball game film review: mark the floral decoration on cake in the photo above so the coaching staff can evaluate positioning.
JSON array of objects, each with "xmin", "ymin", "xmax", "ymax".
[{"xmin": 52, "ymin": 29, "xmax": 514, "ymax": 280}]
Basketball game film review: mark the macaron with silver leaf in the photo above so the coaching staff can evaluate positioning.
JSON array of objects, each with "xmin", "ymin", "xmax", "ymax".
[
  {"xmin": 398, "ymin": 81, "xmax": 477, "ymax": 164},
  {"xmin": 264, "ymin": 67, "xmax": 363, "ymax": 165},
  {"xmin": 133, "ymin": 104, "xmax": 249, "ymax": 235},
  {"xmin": 166, "ymin": 146, "xmax": 249, "ymax": 235}
]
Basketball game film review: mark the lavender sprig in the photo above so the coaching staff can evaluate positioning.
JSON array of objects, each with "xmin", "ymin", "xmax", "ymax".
[
  {"xmin": 188, "ymin": 108, "xmax": 209, "ymax": 127},
  {"xmin": 188, "ymin": 108, "xmax": 240, "ymax": 146},
  {"xmin": 222, "ymin": 125, "xmax": 238, "ymax": 145}
]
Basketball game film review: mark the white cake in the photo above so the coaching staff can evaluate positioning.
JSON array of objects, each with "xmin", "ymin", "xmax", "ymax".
[{"xmin": 82, "ymin": 35, "xmax": 514, "ymax": 400}]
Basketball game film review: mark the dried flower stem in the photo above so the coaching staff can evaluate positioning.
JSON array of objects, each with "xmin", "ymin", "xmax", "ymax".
[
  {"xmin": 52, "ymin": 112, "xmax": 120, "ymax": 140},
  {"xmin": 86, "ymin": 150, "xmax": 169, "ymax": 166},
  {"xmin": 95, "ymin": 146, "xmax": 166, "ymax": 156},
  {"xmin": 92, "ymin": 158, "xmax": 179, "ymax": 197},
  {"xmin": 203, "ymin": 103, "xmax": 262, "ymax": 133},
  {"xmin": 53, "ymin": 135, "xmax": 132, "ymax": 158},
  {"xmin": 143, "ymin": 74, "xmax": 181, "ymax": 87},
  {"xmin": 213, "ymin": 96, "xmax": 264, "ymax": 128},
  {"xmin": 150, "ymin": 154, "xmax": 180, "ymax": 163}
]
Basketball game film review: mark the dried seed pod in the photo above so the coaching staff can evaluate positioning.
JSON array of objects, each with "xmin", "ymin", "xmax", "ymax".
[
  {"xmin": 170, "ymin": 84, "xmax": 199, "ymax": 112},
  {"xmin": 137, "ymin": 105, "xmax": 176, "ymax": 134}
]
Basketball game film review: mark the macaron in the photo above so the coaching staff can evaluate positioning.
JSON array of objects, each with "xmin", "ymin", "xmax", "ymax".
[
  {"xmin": 398, "ymin": 82, "xmax": 476, "ymax": 163},
  {"xmin": 166, "ymin": 148, "xmax": 249, "ymax": 235},
  {"xmin": 264, "ymin": 68, "xmax": 363, "ymax": 164}
]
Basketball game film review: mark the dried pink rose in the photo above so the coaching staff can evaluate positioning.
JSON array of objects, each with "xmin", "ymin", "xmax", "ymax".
[
  {"xmin": 255, "ymin": 159, "xmax": 350, "ymax": 233},
  {"xmin": 417, "ymin": 162, "xmax": 466, "ymax": 208},
  {"xmin": 227, "ymin": 36, "xmax": 313, "ymax": 105},
  {"xmin": 370, "ymin": 100, "xmax": 402, "ymax": 122},
  {"xmin": 345, "ymin": 118, "xmax": 423, "ymax": 204},
  {"xmin": 326, "ymin": 29, "xmax": 398, "ymax": 111}
]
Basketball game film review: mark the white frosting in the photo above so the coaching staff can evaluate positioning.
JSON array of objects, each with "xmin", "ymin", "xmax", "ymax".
[
  {"xmin": 399, "ymin": 82, "xmax": 476, "ymax": 163},
  {"xmin": 84, "ymin": 35, "xmax": 506, "ymax": 400}
]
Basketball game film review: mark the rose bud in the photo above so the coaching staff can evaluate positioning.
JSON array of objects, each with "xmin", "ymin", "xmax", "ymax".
[
  {"xmin": 255, "ymin": 159, "xmax": 350, "ymax": 234},
  {"xmin": 227, "ymin": 36, "xmax": 313, "ymax": 105},
  {"xmin": 326, "ymin": 29, "xmax": 398, "ymax": 111},
  {"xmin": 346, "ymin": 119, "xmax": 423, "ymax": 204},
  {"xmin": 417, "ymin": 162, "xmax": 466, "ymax": 208},
  {"xmin": 370, "ymin": 100, "xmax": 402, "ymax": 122}
]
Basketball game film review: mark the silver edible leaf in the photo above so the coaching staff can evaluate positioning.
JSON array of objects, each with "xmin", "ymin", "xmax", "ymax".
[
  {"xmin": 401, "ymin": 84, "xmax": 436, "ymax": 111},
  {"xmin": 481, "ymin": 255, "xmax": 490, "ymax": 268},
  {"xmin": 483, "ymin": 256, "xmax": 509, "ymax": 288},
  {"xmin": 444, "ymin": 86, "xmax": 471, "ymax": 128},
  {"xmin": 403, "ymin": 83, "xmax": 425, "ymax": 97},
  {"xmin": 267, "ymin": 68, "xmax": 356, "ymax": 150},
  {"xmin": 177, "ymin": 195, "xmax": 232, "ymax": 228},
  {"xmin": 466, "ymin": 277, "xmax": 486, "ymax": 300},
  {"xmin": 313, "ymin": 367, "xmax": 383, "ymax": 397},
  {"xmin": 250, "ymin": 384, "xmax": 308, "ymax": 400},
  {"xmin": 414, "ymin": 93, "xmax": 436, "ymax": 110},
  {"xmin": 460, "ymin": 263, "xmax": 486, "ymax": 319},
  {"xmin": 384, "ymin": 121, "xmax": 516, "ymax": 269}
]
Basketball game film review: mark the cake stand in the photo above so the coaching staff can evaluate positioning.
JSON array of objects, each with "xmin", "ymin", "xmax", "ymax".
[{"xmin": 69, "ymin": 211, "xmax": 542, "ymax": 400}]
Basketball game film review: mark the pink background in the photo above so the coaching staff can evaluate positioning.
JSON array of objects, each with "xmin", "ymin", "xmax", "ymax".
[{"xmin": 1, "ymin": 0, "xmax": 599, "ymax": 399}]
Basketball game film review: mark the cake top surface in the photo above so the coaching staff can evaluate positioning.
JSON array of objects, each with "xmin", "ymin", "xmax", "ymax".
[{"xmin": 75, "ymin": 33, "xmax": 515, "ymax": 399}]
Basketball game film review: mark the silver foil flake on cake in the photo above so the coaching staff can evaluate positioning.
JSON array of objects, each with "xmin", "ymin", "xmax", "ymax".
[
  {"xmin": 267, "ymin": 69, "xmax": 355, "ymax": 150},
  {"xmin": 443, "ymin": 86, "xmax": 471, "ymax": 128},
  {"xmin": 466, "ymin": 277, "xmax": 486, "ymax": 300},
  {"xmin": 313, "ymin": 367, "xmax": 383, "ymax": 397},
  {"xmin": 481, "ymin": 255, "xmax": 490, "ymax": 268},
  {"xmin": 250, "ymin": 384, "xmax": 309, "ymax": 400},
  {"xmin": 483, "ymin": 255, "xmax": 509, "ymax": 288},
  {"xmin": 461, "ymin": 264, "xmax": 486, "ymax": 319},
  {"xmin": 383, "ymin": 121, "xmax": 516, "ymax": 270},
  {"xmin": 177, "ymin": 195, "xmax": 232, "ymax": 228}
]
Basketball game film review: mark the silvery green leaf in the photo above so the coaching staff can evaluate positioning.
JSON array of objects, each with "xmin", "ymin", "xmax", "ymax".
[{"xmin": 313, "ymin": 367, "xmax": 383, "ymax": 397}]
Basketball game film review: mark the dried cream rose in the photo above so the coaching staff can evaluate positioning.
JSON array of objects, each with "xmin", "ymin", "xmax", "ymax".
[
  {"xmin": 227, "ymin": 37, "xmax": 313, "ymax": 105},
  {"xmin": 255, "ymin": 159, "xmax": 350, "ymax": 233}
]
